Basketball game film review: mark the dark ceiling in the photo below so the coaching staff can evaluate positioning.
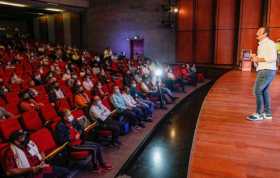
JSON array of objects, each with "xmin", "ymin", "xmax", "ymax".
[{"xmin": 0, "ymin": 0, "xmax": 86, "ymax": 19}]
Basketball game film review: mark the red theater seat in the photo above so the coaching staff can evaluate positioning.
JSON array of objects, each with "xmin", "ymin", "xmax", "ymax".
[
  {"xmin": 5, "ymin": 103, "xmax": 20, "ymax": 115},
  {"xmin": 29, "ymin": 128, "xmax": 58, "ymax": 155},
  {"xmin": 102, "ymin": 96, "xmax": 114, "ymax": 111},
  {"xmin": 22, "ymin": 111, "xmax": 43, "ymax": 131},
  {"xmin": 40, "ymin": 104, "xmax": 61, "ymax": 123},
  {"xmin": 0, "ymin": 118, "xmax": 21, "ymax": 141}
]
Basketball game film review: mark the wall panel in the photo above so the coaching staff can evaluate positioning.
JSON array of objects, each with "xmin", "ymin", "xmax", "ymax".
[
  {"xmin": 215, "ymin": 30, "xmax": 235, "ymax": 64},
  {"xmin": 54, "ymin": 14, "xmax": 64, "ymax": 44},
  {"xmin": 267, "ymin": 0, "xmax": 280, "ymax": 41},
  {"xmin": 177, "ymin": 0, "xmax": 193, "ymax": 31},
  {"xmin": 267, "ymin": 0, "xmax": 280, "ymax": 27},
  {"xmin": 176, "ymin": 0, "xmax": 194, "ymax": 62},
  {"xmin": 195, "ymin": 0, "xmax": 213, "ymax": 30},
  {"xmin": 237, "ymin": 0, "xmax": 262, "ymax": 65},
  {"xmin": 176, "ymin": 31, "xmax": 193, "ymax": 63},
  {"xmin": 214, "ymin": 0, "xmax": 236, "ymax": 65},
  {"xmin": 195, "ymin": 31, "xmax": 212, "ymax": 64}
]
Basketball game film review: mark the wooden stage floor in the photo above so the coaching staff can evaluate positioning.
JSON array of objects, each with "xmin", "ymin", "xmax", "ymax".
[{"xmin": 188, "ymin": 70, "xmax": 280, "ymax": 178}]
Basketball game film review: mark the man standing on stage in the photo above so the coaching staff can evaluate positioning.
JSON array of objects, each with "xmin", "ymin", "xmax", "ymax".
[{"xmin": 247, "ymin": 27, "xmax": 277, "ymax": 121}]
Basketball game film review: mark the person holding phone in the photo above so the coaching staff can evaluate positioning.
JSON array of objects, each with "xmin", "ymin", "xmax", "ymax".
[{"xmin": 247, "ymin": 27, "xmax": 277, "ymax": 121}]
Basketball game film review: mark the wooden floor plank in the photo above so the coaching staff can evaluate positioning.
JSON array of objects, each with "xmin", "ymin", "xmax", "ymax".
[{"xmin": 188, "ymin": 70, "xmax": 280, "ymax": 178}]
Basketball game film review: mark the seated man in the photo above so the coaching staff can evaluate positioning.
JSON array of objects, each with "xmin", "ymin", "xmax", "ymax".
[
  {"xmin": 140, "ymin": 79, "xmax": 172, "ymax": 105},
  {"xmin": 48, "ymin": 82, "xmax": 66, "ymax": 103},
  {"xmin": 89, "ymin": 96, "xmax": 121, "ymax": 146},
  {"xmin": 55, "ymin": 110, "xmax": 112, "ymax": 173},
  {"xmin": 111, "ymin": 86, "xmax": 145, "ymax": 129},
  {"xmin": 19, "ymin": 93, "xmax": 44, "ymax": 112},
  {"xmin": 122, "ymin": 87, "xmax": 152, "ymax": 121},
  {"xmin": 74, "ymin": 86, "xmax": 91, "ymax": 109},
  {"xmin": 2, "ymin": 130, "xmax": 69, "ymax": 178}
]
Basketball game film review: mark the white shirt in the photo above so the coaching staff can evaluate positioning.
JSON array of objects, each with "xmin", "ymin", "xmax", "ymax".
[
  {"xmin": 54, "ymin": 89, "xmax": 65, "ymax": 99},
  {"xmin": 89, "ymin": 103, "xmax": 111, "ymax": 121},
  {"xmin": 256, "ymin": 37, "xmax": 277, "ymax": 71},
  {"xmin": 122, "ymin": 93, "xmax": 137, "ymax": 107}
]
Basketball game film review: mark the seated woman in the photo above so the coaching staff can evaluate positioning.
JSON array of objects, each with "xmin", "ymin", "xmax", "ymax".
[
  {"xmin": 98, "ymin": 69, "xmax": 110, "ymax": 84},
  {"xmin": 92, "ymin": 82, "xmax": 109, "ymax": 99},
  {"xmin": 55, "ymin": 110, "xmax": 112, "ymax": 173},
  {"xmin": 82, "ymin": 75, "xmax": 94, "ymax": 93},
  {"xmin": 2, "ymin": 130, "xmax": 69, "ymax": 178}
]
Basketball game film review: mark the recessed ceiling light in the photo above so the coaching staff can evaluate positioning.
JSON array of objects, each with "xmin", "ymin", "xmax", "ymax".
[
  {"xmin": 44, "ymin": 8, "xmax": 64, "ymax": 12},
  {"xmin": 0, "ymin": 1, "xmax": 28, "ymax": 7}
]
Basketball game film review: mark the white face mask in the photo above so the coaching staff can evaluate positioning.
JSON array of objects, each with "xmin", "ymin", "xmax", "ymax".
[
  {"xmin": 97, "ymin": 100, "xmax": 102, "ymax": 106},
  {"xmin": 67, "ymin": 115, "xmax": 74, "ymax": 122},
  {"xmin": 132, "ymin": 84, "xmax": 137, "ymax": 87}
]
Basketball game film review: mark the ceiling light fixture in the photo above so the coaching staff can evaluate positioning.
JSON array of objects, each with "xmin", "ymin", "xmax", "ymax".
[
  {"xmin": 0, "ymin": 1, "xmax": 28, "ymax": 7},
  {"xmin": 44, "ymin": 8, "xmax": 64, "ymax": 12}
]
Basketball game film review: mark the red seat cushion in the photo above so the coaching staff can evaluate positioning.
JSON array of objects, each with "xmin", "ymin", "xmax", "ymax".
[
  {"xmin": 0, "ymin": 118, "xmax": 22, "ymax": 141},
  {"xmin": 30, "ymin": 128, "xmax": 57, "ymax": 154},
  {"xmin": 22, "ymin": 111, "xmax": 43, "ymax": 131}
]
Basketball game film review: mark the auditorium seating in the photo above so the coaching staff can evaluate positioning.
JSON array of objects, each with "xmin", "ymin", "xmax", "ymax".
[{"xmin": 0, "ymin": 36, "xmax": 205, "ymax": 177}]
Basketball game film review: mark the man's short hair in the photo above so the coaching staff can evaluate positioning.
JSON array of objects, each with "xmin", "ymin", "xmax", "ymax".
[{"xmin": 261, "ymin": 27, "xmax": 270, "ymax": 36}]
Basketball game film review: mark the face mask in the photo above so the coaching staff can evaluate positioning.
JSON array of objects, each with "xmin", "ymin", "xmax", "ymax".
[
  {"xmin": 132, "ymin": 84, "xmax": 137, "ymax": 88},
  {"xmin": 67, "ymin": 115, "xmax": 74, "ymax": 122},
  {"xmin": 97, "ymin": 100, "xmax": 102, "ymax": 106}
]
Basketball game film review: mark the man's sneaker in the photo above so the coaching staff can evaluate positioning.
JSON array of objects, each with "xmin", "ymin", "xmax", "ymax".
[
  {"xmin": 262, "ymin": 113, "xmax": 272, "ymax": 120},
  {"xmin": 247, "ymin": 113, "xmax": 264, "ymax": 121}
]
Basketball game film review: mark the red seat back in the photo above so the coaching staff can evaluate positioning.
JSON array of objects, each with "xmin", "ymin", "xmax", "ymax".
[
  {"xmin": 30, "ymin": 128, "xmax": 57, "ymax": 155},
  {"xmin": 0, "ymin": 118, "xmax": 22, "ymax": 141},
  {"xmin": 22, "ymin": 111, "xmax": 43, "ymax": 131},
  {"xmin": 41, "ymin": 104, "xmax": 60, "ymax": 123},
  {"xmin": 102, "ymin": 96, "xmax": 114, "ymax": 111}
]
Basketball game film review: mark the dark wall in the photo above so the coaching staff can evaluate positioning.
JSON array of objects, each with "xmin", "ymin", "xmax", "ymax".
[
  {"xmin": 0, "ymin": 19, "xmax": 33, "ymax": 37},
  {"xmin": 84, "ymin": 0, "xmax": 176, "ymax": 63}
]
